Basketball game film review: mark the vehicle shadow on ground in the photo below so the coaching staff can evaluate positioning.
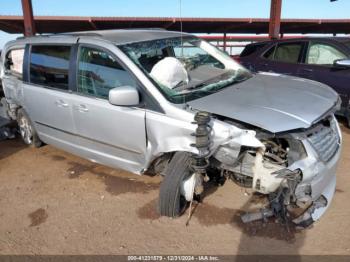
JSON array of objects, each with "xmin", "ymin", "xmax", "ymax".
[
  {"xmin": 188, "ymin": 186, "xmax": 305, "ymax": 260},
  {"xmin": 63, "ymin": 159, "xmax": 161, "ymax": 196},
  {"xmin": 0, "ymin": 136, "xmax": 26, "ymax": 160},
  {"xmin": 234, "ymin": 194, "xmax": 304, "ymax": 261},
  {"xmin": 39, "ymin": 145, "xmax": 306, "ymax": 258}
]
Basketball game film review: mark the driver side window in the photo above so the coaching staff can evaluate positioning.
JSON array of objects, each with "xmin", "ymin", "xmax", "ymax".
[
  {"xmin": 77, "ymin": 46, "xmax": 137, "ymax": 99},
  {"xmin": 306, "ymin": 43, "xmax": 346, "ymax": 66}
]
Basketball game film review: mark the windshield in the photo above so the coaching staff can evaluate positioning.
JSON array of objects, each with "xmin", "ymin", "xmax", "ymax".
[{"xmin": 119, "ymin": 36, "xmax": 252, "ymax": 104}]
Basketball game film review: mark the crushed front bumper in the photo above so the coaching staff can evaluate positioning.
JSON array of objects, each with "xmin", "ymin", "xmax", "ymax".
[{"xmin": 291, "ymin": 117, "xmax": 342, "ymax": 226}]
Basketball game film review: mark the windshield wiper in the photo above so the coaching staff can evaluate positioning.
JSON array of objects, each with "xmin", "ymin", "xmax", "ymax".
[
  {"xmin": 172, "ymin": 78, "xmax": 237, "ymax": 98},
  {"xmin": 186, "ymin": 70, "xmax": 235, "ymax": 91}
]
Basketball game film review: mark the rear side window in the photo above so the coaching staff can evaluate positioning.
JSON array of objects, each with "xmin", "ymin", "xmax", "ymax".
[
  {"xmin": 240, "ymin": 43, "xmax": 267, "ymax": 57},
  {"xmin": 30, "ymin": 45, "xmax": 71, "ymax": 90},
  {"xmin": 5, "ymin": 48, "xmax": 24, "ymax": 79},
  {"xmin": 263, "ymin": 46, "xmax": 275, "ymax": 59},
  {"xmin": 264, "ymin": 42, "xmax": 303, "ymax": 63}
]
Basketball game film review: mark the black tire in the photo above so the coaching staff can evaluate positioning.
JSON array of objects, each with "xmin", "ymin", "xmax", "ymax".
[
  {"xmin": 17, "ymin": 109, "xmax": 42, "ymax": 148},
  {"xmin": 158, "ymin": 152, "xmax": 192, "ymax": 217}
]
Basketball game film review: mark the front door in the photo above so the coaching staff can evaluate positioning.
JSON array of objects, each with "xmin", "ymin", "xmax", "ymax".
[{"xmin": 70, "ymin": 45, "xmax": 147, "ymax": 173}]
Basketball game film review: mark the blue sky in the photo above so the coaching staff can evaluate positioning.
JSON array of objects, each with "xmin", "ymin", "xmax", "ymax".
[{"xmin": 1, "ymin": 0, "xmax": 349, "ymax": 48}]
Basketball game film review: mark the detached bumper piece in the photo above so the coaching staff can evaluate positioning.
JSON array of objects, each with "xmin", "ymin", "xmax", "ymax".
[
  {"xmin": 241, "ymin": 177, "xmax": 335, "ymax": 229},
  {"xmin": 292, "ymin": 195, "xmax": 327, "ymax": 228}
]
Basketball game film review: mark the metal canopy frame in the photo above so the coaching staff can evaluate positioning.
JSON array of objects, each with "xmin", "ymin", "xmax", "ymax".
[
  {"xmin": 14, "ymin": 0, "xmax": 347, "ymax": 39},
  {"xmin": 269, "ymin": 0, "xmax": 282, "ymax": 39},
  {"xmin": 21, "ymin": 0, "xmax": 36, "ymax": 36}
]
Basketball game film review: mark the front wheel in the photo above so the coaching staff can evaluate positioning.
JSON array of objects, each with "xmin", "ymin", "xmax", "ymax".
[
  {"xmin": 17, "ymin": 109, "xmax": 42, "ymax": 147},
  {"xmin": 158, "ymin": 152, "xmax": 195, "ymax": 217}
]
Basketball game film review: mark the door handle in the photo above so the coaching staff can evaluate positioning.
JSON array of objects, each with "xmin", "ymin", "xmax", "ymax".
[
  {"xmin": 301, "ymin": 68, "xmax": 313, "ymax": 73},
  {"xmin": 75, "ymin": 104, "xmax": 89, "ymax": 112},
  {"xmin": 55, "ymin": 99, "xmax": 69, "ymax": 108}
]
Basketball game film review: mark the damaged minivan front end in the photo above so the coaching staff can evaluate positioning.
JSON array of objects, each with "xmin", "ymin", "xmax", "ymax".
[
  {"xmin": 207, "ymin": 112, "xmax": 341, "ymax": 227},
  {"xmin": 2, "ymin": 30, "xmax": 341, "ymax": 229},
  {"xmin": 118, "ymin": 32, "xmax": 342, "ymax": 227}
]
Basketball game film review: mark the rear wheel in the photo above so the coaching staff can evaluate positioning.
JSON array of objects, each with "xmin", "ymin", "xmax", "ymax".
[
  {"xmin": 17, "ymin": 109, "xmax": 42, "ymax": 147},
  {"xmin": 158, "ymin": 152, "xmax": 193, "ymax": 217}
]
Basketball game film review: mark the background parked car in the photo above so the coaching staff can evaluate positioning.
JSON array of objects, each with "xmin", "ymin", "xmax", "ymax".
[{"xmin": 240, "ymin": 38, "xmax": 350, "ymax": 125}]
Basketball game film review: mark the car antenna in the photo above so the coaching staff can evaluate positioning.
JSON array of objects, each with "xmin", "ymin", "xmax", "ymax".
[
  {"xmin": 179, "ymin": 0, "xmax": 184, "ymax": 57},
  {"xmin": 179, "ymin": 0, "xmax": 187, "ymax": 105}
]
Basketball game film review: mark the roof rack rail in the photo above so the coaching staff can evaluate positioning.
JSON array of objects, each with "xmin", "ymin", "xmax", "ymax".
[
  {"xmin": 15, "ymin": 28, "xmax": 168, "ymax": 40},
  {"xmin": 16, "ymin": 35, "xmax": 51, "ymax": 40},
  {"xmin": 120, "ymin": 28, "xmax": 167, "ymax": 31},
  {"xmin": 59, "ymin": 32, "xmax": 103, "ymax": 37},
  {"xmin": 15, "ymin": 33, "xmax": 76, "ymax": 40},
  {"xmin": 65, "ymin": 28, "xmax": 167, "ymax": 34}
]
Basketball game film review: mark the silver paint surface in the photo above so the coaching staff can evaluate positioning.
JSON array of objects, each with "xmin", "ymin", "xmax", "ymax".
[
  {"xmin": 0, "ymin": 30, "xmax": 343, "ymax": 224},
  {"xmin": 188, "ymin": 73, "xmax": 339, "ymax": 133}
]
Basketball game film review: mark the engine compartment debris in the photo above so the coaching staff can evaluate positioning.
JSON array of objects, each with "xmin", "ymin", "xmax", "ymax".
[{"xmin": 187, "ymin": 113, "xmax": 341, "ymax": 229}]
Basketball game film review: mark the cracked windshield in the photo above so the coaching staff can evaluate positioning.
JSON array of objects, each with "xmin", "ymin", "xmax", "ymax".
[{"xmin": 120, "ymin": 37, "xmax": 251, "ymax": 103}]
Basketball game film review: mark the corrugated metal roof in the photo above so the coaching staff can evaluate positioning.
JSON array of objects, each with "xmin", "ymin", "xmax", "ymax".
[{"xmin": 1, "ymin": 16, "xmax": 350, "ymax": 35}]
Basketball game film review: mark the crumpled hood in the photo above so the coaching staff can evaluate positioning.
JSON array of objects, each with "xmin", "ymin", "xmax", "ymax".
[{"xmin": 187, "ymin": 73, "xmax": 339, "ymax": 133}]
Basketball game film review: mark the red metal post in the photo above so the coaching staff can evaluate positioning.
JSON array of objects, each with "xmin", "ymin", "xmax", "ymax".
[
  {"xmin": 269, "ymin": 0, "xmax": 282, "ymax": 39},
  {"xmin": 21, "ymin": 0, "xmax": 36, "ymax": 36},
  {"xmin": 223, "ymin": 33, "xmax": 227, "ymax": 52}
]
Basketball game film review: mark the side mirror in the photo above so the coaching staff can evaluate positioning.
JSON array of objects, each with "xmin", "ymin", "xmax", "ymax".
[
  {"xmin": 108, "ymin": 86, "xmax": 140, "ymax": 106},
  {"xmin": 333, "ymin": 59, "xmax": 350, "ymax": 69}
]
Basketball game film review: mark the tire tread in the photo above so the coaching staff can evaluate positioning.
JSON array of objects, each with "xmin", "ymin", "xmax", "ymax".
[{"xmin": 159, "ymin": 152, "xmax": 191, "ymax": 217}]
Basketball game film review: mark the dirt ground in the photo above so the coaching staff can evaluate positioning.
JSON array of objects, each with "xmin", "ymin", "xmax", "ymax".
[{"xmin": 0, "ymin": 124, "xmax": 350, "ymax": 255}]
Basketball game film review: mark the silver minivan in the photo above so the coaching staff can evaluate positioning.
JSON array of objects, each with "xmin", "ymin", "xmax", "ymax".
[{"xmin": 0, "ymin": 30, "xmax": 342, "ymax": 227}]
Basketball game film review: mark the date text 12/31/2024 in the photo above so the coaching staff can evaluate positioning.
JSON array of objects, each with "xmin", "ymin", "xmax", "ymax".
[{"xmin": 127, "ymin": 256, "xmax": 220, "ymax": 261}]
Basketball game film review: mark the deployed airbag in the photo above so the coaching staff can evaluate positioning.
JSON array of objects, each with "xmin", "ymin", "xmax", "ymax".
[{"xmin": 150, "ymin": 57, "xmax": 189, "ymax": 89}]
